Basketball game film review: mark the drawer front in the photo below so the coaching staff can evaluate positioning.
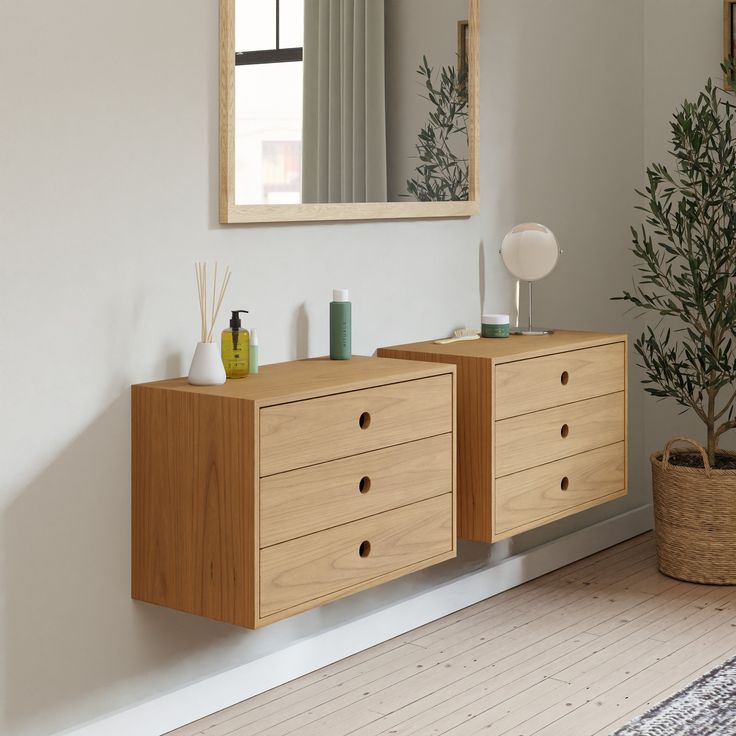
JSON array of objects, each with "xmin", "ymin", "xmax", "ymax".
[
  {"xmin": 260, "ymin": 494, "xmax": 453, "ymax": 617},
  {"xmin": 260, "ymin": 434, "xmax": 453, "ymax": 547},
  {"xmin": 495, "ymin": 342, "xmax": 625, "ymax": 420},
  {"xmin": 259, "ymin": 374, "xmax": 453, "ymax": 476},
  {"xmin": 495, "ymin": 392, "xmax": 625, "ymax": 477},
  {"xmin": 495, "ymin": 442, "xmax": 626, "ymax": 537}
]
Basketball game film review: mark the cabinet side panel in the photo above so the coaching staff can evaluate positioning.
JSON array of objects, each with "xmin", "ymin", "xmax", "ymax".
[
  {"xmin": 457, "ymin": 356, "xmax": 492, "ymax": 541},
  {"xmin": 377, "ymin": 350, "xmax": 491, "ymax": 542},
  {"xmin": 132, "ymin": 386, "xmax": 255, "ymax": 627}
]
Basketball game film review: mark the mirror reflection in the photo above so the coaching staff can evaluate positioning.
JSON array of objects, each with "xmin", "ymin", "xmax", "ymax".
[{"xmin": 234, "ymin": 0, "xmax": 471, "ymax": 206}]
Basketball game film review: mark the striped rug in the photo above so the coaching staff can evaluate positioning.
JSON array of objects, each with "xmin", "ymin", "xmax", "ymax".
[{"xmin": 612, "ymin": 656, "xmax": 736, "ymax": 735}]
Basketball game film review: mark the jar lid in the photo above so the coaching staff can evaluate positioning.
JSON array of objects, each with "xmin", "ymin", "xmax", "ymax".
[{"xmin": 482, "ymin": 314, "xmax": 510, "ymax": 325}]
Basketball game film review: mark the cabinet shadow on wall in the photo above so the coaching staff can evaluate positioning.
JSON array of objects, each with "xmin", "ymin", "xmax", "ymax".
[
  {"xmin": 1, "ymin": 379, "xmax": 496, "ymax": 733},
  {"xmin": 1, "ymin": 393, "xmax": 246, "ymax": 733}
]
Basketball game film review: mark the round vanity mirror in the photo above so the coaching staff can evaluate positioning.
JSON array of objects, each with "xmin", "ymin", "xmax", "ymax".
[
  {"xmin": 500, "ymin": 223, "xmax": 560, "ymax": 282},
  {"xmin": 500, "ymin": 224, "xmax": 561, "ymax": 336}
]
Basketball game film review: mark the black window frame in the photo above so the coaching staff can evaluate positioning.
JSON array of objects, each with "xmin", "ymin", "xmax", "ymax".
[{"xmin": 235, "ymin": 0, "xmax": 303, "ymax": 66}]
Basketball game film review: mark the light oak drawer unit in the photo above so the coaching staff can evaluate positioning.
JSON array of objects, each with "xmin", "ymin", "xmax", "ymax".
[
  {"xmin": 378, "ymin": 331, "xmax": 628, "ymax": 543},
  {"xmin": 495, "ymin": 343, "xmax": 625, "ymax": 420},
  {"xmin": 495, "ymin": 443, "xmax": 626, "ymax": 537},
  {"xmin": 260, "ymin": 375, "xmax": 453, "ymax": 476},
  {"xmin": 494, "ymin": 392, "xmax": 625, "ymax": 478},
  {"xmin": 260, "ymin": 434, "xmax": 452, "ymax": 547},
  {"xmin": 261, "ymin": 494, "xmax": 453, "ymax": 617},
  {"xmin": 132, "ymin": 356, "xmax": 456, "ymax": 628}
]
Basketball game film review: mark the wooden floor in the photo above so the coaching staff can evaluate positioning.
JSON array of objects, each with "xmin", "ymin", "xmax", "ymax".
[{"xmin": 171, "ymin": 533, "xmax": 736, "ymax": 736}]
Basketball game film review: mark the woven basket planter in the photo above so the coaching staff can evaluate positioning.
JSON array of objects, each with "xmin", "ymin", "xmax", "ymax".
[{"xmin": 651, "ymin": 437, "xmax": 736, "ymax": 585}]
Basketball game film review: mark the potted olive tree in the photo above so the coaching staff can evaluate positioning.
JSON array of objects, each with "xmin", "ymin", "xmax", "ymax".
[{"xmin": 618, "ymin": 71, "xmax": 736, "ymax": 584}]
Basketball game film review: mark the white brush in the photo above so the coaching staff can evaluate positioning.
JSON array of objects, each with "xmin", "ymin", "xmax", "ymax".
[{"xmin": 434, "ymin": 328, "xmax": 481, "ymax": 345}]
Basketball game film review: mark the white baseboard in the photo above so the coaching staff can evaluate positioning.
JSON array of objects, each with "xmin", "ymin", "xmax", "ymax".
[{"xmin": 61, "ymin": 505, "xmax": 653, "ymax": 736}]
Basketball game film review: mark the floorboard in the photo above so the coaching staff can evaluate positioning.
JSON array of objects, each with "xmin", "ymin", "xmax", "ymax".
[{"xmin": 168, "ymin": 533, "xmax": 736, "ymax": 736}]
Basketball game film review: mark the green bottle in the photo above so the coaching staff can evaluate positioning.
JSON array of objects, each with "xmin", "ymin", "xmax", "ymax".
[{"xmin": 330, "ymin": 289, "xmax": 352, "ymax": 360}]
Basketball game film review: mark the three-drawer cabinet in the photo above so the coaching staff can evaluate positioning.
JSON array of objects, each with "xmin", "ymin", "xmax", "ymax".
[
  {"xmin": 132, "ymin": 356, "xmax": 456, "ymax": 628},
  {"xmin": 378, "ymin": 332, "xmax": 627, "ymax": 543}
]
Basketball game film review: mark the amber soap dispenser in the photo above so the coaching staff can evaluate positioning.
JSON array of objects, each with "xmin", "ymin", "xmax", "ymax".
[{"xmin": 221, "ymin": 310, "xmax": 249, "ymax": 379}]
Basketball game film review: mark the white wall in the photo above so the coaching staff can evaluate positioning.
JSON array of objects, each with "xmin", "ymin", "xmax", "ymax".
[{"xmin": 0, "ymin": 1, "xmax": 647, "ymax": 734}]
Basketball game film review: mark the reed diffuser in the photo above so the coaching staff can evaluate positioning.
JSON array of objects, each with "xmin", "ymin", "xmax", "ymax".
[{"xmin": 188, "ymin": 262, "xmax": 231, "ymax": 385}]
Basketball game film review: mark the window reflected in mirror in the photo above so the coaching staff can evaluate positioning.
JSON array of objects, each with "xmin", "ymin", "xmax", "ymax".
[{"xmin": 234, "ymin": 0, "xmax": 304, "ymax": 205}]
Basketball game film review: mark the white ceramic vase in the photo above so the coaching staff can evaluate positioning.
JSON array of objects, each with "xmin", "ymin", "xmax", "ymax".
[{"xmin": 188, "ymin": 342, "xmax": 226, "ymax": 385}]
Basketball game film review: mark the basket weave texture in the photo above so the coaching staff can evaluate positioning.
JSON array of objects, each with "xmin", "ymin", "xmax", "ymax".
[{"xmin": 651, "ymin": 437, "xmax": 736, "ymax": 585}]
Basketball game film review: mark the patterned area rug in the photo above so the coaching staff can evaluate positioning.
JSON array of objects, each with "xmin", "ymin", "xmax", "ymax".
[{"xmin": 612, "ymin": 656, "xmax": 736, "ymax": 735}]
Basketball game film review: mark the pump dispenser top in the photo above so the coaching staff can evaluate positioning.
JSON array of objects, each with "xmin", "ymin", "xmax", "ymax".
[{"xmin": 229, "ymin": 310, "xmax": 249, "ymax": 329}]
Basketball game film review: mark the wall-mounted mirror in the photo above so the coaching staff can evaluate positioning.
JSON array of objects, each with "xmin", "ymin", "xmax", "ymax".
[{"xmin": 219, "ymin": 0, "xmax": 479, "ymax": 224}]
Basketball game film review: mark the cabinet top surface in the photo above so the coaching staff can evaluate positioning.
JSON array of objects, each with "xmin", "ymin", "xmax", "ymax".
[
  {"xmin": 379, "ymin": 330, "xmax": 627, "ymax": 363},
  {"xmin": 133, "ymin": 355, "xmax": 454, "ymax": 403}
]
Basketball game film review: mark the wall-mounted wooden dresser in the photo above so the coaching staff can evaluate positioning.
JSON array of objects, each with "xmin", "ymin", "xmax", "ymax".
[
  {"xmin": 378, "ymin": 331, "xmax": 627, "ymax": 543},
  {"xmin": 132, "ymin": 356, "xmax": 456, "ymax": 628}
]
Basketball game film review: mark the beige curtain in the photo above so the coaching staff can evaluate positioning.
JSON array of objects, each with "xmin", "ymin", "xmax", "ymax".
[{"xmin": 302, "ymin": 0, "xmax": 387, "ymax": 203}]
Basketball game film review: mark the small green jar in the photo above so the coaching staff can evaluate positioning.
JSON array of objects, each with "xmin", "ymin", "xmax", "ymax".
[{"xmin": 481, "ymin": 314, "xmax": 510, "ymax": 338}]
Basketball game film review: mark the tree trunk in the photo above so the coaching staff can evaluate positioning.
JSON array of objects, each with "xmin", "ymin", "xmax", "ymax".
[
  {"xmin": 707, "ymin": 390, "xmax": 717, "ymax": 469},
  {"xmin": 707, "ymin": 423, "xmax": 717, "ymax": 469}
]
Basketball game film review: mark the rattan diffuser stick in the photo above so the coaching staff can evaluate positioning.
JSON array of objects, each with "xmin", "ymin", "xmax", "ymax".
[{"xmin": 195, "ymin": 262, "xmax": 231, "ymax": 343}]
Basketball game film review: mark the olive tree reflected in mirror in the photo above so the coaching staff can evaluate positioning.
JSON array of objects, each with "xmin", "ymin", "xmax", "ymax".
[
  {"xmin": 405, "ymin": 58, "xmax": 468, "ymax": 202},
  {"xmin": 231, "ymin": 0, "xmax": 472, "ymax": 207}
]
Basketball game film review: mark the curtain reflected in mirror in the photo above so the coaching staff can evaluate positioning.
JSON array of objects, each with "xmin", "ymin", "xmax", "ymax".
[
  {"xmin": 233, "ymin": 0, "xmax": 470, "ymax": 206},
  {"xmin": 302, "ymin": 1, "xmax": 387, "ymax": 203}
]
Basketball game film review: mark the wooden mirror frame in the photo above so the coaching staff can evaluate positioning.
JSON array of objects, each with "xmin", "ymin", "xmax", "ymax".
[
  {"xmin": 219, "ymin": 0, "xmax": 480, "ymax": 224},
  {"xmin": 725, "ymin": 0, "xmax": 735, "ymax": 90}
]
